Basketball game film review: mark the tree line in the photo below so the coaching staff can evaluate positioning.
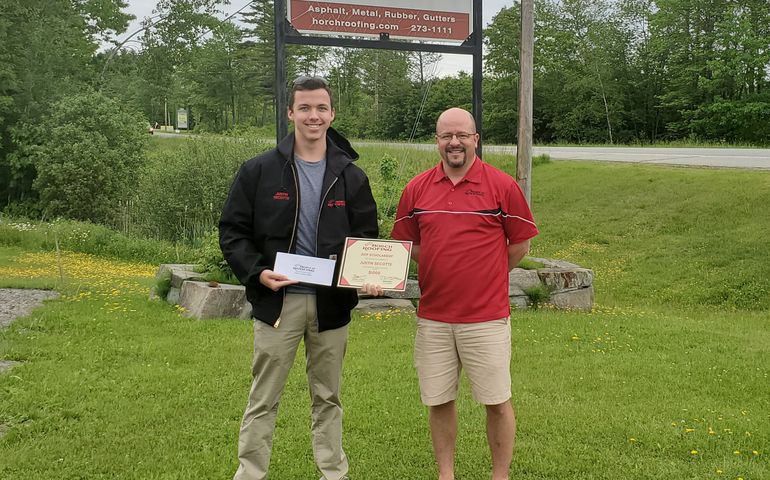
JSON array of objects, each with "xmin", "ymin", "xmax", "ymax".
[{"xmin": 1, "ymin": 0, "xmax": 769, "ymax": 214}]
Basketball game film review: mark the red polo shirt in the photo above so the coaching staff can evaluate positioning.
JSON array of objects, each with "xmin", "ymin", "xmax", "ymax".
[{"xmin": 391, "ymin": 157, "xmax": 538, "ymax": 323}]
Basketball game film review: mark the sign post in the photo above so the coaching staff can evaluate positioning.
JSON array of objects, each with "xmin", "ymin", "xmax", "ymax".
[
  {"xmin": 275, "ymin": 0, "xmax": 483, "ymax": 153},
  {"xmin": 287, "ymin": 1, "xmax": 472, "ymax": 43}
]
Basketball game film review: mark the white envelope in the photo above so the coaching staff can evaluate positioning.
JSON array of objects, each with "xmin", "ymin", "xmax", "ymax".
[{"xmin": 273, "ymin": 252, "xmax": 336, "ymax": 286}]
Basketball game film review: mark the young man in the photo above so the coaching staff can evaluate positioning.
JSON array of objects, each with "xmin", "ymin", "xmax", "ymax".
[
  {"xmin": 219, "ymin": 77, "xmax": 380, "ymax": 480},
  {"xmin": 391, "ymin": 108, "xmax": 539, "ymax": 480}
]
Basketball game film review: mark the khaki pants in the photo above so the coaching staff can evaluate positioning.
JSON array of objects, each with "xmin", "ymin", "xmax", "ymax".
[{"xmin": 234, "ymin": 294, "xmax": 349, "ymax": 480}]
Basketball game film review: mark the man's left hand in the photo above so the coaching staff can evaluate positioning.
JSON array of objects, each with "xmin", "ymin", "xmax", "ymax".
[{"xmin": 360, "ymin": 283, "xmax": 384, "ymax": 297}]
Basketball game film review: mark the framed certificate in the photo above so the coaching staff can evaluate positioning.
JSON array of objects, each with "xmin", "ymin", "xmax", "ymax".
[{"xmin": 337, "ymin": 237, "xmax": 413, "ymax": 291}]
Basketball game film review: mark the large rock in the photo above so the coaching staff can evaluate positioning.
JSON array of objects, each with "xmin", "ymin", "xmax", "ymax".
[
  {"xmin": 178, "ymin": 281, "xmax": 250, "ymax": 319},
  {"xmin": 156, "ymin": 264, "xmax": 196, "ymax": 279},
  {"xmin": 381, "ymin": 279, "xmax": 421, "ymax": 299},
  {"xmin": 510, "ymin": 295, "xmax": 530, "ymax": 310},
  {"xmin": 355, "ymin": 298, "xmax": 416, "ymax": 313},
  {"xmin": 171, "ymin": 269, "xmax": 205, "ymax": 288},
  {"xmin": 509, "ymin": 268, "xmax": 542, "ymax": 296},
  {"xmin": 529, "ymin": 257, "xmax": 582, "ymax": 269},
  {"xmin": 548, "ymin": 286, "xmax": 594, "ymax": 311},
  {"xmin": 167, "ymin": 286, "xmax": 181, "ymax": 305},
  {"xmin": 537, "ymin": 268, "xmax": 594, "ymax": 291},
  {"xmin": 157, "ymin": 257, "xmax": 595, "ymax": 317}
]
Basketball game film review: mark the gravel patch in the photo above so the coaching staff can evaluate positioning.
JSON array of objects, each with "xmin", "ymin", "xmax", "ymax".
[
  {"xmin": 0, "ymin": 288, "xmax": 60, "ymax": 329},
  {"xmin": 0, "ymin": 288, "xmax": 59, "ymax": 374}
]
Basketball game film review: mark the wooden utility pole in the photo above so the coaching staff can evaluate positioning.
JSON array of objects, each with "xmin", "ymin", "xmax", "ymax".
[{"xmin": 516, "ymin": 0, "xmax": 534, "ymax": 203}]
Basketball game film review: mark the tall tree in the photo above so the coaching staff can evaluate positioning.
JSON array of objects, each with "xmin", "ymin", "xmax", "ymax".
[
  {"xmin": 484, "ymin": 5, "xmax": 522, "ymax": 143},
  {"xmin": 0, "ymin": 0, "xmax": 131, "ymax": 209},
  {"xmin": 240, "ymin": 0, "xmax": 326, "ymax": 127},
  {"xmin": 182, "ymin": 22, "xmax": 245, "ymax": 130}
]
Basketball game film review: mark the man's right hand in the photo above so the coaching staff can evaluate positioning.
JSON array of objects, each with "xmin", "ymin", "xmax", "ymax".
[{"xmin": 259, "ymin": 269, "xmax": 299, "ymax": 291}]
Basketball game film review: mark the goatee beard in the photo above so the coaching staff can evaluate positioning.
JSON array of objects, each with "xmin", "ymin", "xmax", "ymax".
[{"xmin": 445, "ymin": 150, "xmax": 467, "ymax": 169}]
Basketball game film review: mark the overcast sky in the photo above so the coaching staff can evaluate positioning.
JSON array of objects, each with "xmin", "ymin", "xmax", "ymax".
[{"xmin": 118, "ymin": 0, "xmax": 515, "ymax": 76}]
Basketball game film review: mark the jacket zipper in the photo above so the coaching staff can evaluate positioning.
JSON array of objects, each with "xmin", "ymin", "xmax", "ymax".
[
  {"xmin": 315, "ymin": 177, "xmax": 339, "ymax": 257},
  {"xmin": 276, "ymin": 162, "xmax": 301, "ymax": 329},
  {"xmin": 309, "ymin": 177, "xmax": 338, "ymax": 329}
]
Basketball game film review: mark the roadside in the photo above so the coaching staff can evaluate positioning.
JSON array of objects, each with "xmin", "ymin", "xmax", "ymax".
[{"xmin": 153, "ymin": 134, "xmax": 770, "ymax": 170}]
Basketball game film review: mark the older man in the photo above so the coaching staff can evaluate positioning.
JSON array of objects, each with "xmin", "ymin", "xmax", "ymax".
[{"xmin": 391, "ymin": 108, "xmax": 539, "ymax": 480}]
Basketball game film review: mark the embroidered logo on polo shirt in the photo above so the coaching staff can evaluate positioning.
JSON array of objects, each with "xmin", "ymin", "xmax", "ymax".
[
  {"xmin": 273, "ymin": 191, "xmax": 290, "ymax": 201},
  {"xmin": 326, "ymin": 199, "xmax": 346, "ymax": 208},
  {"xmin": 465, "ymin": 189, "xmax": 486, "ymax": 197}
]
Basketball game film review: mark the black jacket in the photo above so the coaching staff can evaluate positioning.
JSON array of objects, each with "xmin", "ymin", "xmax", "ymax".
[{"xmin": 219, "ymin": 128, "xmax": 378, "ymax": 331}]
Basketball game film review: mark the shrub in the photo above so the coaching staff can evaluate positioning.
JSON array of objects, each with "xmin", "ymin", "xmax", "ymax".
[
  {"xmin": 133, "ymin": 136, "xmax": 270, "ymax": 242},
  {"xmin": 153, "ymin": 269, "xmax": 172, "ymax": 300},
  {"xmin": 193, "ymin": 228, "xmax": 237, "ymax": 284},
  {"xmin": 374, "ymin": 153, "xmax": 401, "ymax": 238},
  {"xmin": 533, "ymin": 153, "xmax": 552, "ymax": 166},
  {"xmin": 30, "ymin": 91, "xmax": 147, "ymax": 225},
  {"xmin": 523, "ymin": 284, "xmax": 554, "ymax": 309}
]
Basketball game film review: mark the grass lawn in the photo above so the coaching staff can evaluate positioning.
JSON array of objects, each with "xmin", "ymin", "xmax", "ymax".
[{"xmin": 2, "ymin": 156, "xmax": 769, "ymax": 479}]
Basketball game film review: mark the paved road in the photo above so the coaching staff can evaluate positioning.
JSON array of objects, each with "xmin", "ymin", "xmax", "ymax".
[
  {"xmin": 153, "ymin": 133, "xmax": 770, "ymax": 170},
  {"xmin": 507, "ymin": 146, "xmax": 770, "ymax": 170},
  {"xmin": 369, "ymin": 142, "xmax": 770, "ymax": 170}
]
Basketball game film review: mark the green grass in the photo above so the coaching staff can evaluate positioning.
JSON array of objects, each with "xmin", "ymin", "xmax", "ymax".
[
  {"xmin": 146, "ymin": 134, "xmax": 191, "ymax": 158},
  {"xmin": 0, "ymin": 247, "xmax": 58, "ymax": 290},
  {"xmin": 0, "ymin": 263, "xmax": 767, "ymax": 479},
  {"xmin": 1, "ymin": 154, "xmax": 769, "ymax": 479},
  {"xmin": 0, "ymin": 219, "xmax": 197, "ymax": 266},
  {"xmin": 529, "ymin": 161, "xmax": 770, "ymax": 310},
  {"xmin": 355, "ymin": 147, "xmax": 770, "ymax": 311}
]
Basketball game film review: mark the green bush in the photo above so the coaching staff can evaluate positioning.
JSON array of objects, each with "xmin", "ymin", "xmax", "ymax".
[
  {"xmin": 133, "ymin": 136, "xmax": 270, "ymax": 242},
  {"xmin": 373, "ymin": 153, "xmax": 400, "ymax": 238},
  {"xmin": 193, "ymin": 228, "xmax": 238, "ymax": 284},
  {"xmin": 29, "ymin": 91, "xmax": 147, "ymax": 225},
  {"xmin": 153, "ymin": 269, "xmax": 172, "ymax": 300},
  {"xmin": 523, "ymin": 284, "xmax": 554, "ymax": 309}
]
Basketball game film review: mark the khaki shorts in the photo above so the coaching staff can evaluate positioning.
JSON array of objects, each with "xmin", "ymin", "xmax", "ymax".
[{"xmin": 414, "ymin": 317, "xmax": 512, "ymax": 406}]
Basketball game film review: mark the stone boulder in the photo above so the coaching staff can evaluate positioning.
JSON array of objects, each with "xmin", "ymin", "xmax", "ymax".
[
  {"xmin": 155, "ymin": 257, "xmax": 595, "ymax": 318},
  {"xmin": 178, "ymin": 281, "xmax": 251, "ymax": 320},
  {"xmin": 537, "ymin": 268, "xmax": 594, "ymax": 291},
  {"xmin": 356, "ymin": 298, "xmax": 416, "ymax": 313}
]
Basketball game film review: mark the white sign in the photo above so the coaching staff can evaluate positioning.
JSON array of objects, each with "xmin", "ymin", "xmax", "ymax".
[
  {"xmin": 288, "ymin": 0, "xmax": 474, "ymax": 44},
  {"xmin": 176, "ymin": 108, "xmax": 188, "ymax": 129}
]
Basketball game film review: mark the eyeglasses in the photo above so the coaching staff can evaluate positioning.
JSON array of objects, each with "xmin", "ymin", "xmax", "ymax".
[
  {"xmin": 293, "ymin": 76, "xmax": 329, "ymax": 86},
  {"xmin": 436, "ymin": 132, "xmax": 476, "ymax": 142}
]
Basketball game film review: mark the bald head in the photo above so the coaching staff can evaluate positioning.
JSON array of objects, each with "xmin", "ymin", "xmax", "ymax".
[
  {"xmin": 436, "ymin": 108, "xmax": 476, "ymax": 134},
  {"xmin": 435, "ymin": 107, "xmax": 479, "ymax": 174}
]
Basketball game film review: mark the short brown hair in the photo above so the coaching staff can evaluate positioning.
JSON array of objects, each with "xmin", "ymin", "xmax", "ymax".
[{"xmin": 289, "ymin": 76, "xmax": 334, "ymax": 110}]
